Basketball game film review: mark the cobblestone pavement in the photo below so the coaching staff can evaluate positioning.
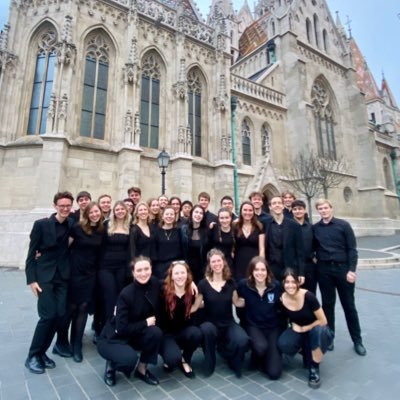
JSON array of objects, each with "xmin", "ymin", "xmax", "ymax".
[{"xmin": 1, "ymin": 266, "xmax": 399, "ymax": 400}]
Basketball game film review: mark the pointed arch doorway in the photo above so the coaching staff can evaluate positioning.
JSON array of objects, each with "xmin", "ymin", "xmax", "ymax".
[{"xmin": 261, "ymin": 183, "xmax": 280, "ymax": 213}]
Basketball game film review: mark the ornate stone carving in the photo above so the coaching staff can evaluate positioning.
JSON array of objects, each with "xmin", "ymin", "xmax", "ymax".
[
  {"xmin": 47, "ymin": 93, "xmax": 57, "ymax": 120},
  {"xmin": 173, "ymin": 58, "xmax": 187, "ymax": 100},
  {"xmin": 213, "ymin": 74, "xmax": 228, "ymax": 111},
  {"xmin": 124, "ymin": 38, "xmax": 139, "ymax": 85},
  {"xmin": 221, "ymin": 133, "xmax": 231, "ymax": 161},
  {"xmin": 58, "ymin": 93, "xmax": 68, "ymax": 120},
  {"xmin": 124, "ymin": 109, "xmax": 133, "ymax": 145},
  {"xmin": 56, "ymin": 41, "xmax": 76, "ymax": 65},
  {"xmin": 133, "ymin": 111, "xmax": 141, "ymax": 146},
  {"xmin": 61, "ymin": 15, "xmax": 72, "ymax": 43}
]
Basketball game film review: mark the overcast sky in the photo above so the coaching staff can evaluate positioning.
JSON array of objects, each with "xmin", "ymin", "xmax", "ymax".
[{"xmin": 0, "ymin": 0, "xmax": 399, "ymax": 102}]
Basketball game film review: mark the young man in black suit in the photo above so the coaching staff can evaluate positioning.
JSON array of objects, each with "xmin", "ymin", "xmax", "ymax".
[
  {"xmin": 25, "ymin": 191, "xmax": 75, "ymax": 374},
  {"xmin": 264, "ymin": 196, "xmax": 305, "ymax": 282}
]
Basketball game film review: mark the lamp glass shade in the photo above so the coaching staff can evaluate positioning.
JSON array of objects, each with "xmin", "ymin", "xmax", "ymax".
[{"xmin": 157, "ymin": 149, "xmax": 170, "ymax": 169}]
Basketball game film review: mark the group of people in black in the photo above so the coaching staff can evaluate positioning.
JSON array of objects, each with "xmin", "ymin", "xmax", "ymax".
[{"xmin": 24, "ymin": 187, "xmax": 366, "ymax": 390}]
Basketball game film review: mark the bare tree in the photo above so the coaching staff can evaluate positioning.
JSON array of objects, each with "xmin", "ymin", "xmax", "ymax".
[{"xmin": 283, "ymin": 151, "xmax": 349, "ymax": 222}]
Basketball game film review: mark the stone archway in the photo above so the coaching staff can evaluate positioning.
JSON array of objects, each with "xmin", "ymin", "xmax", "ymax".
[{"xmin": 261, "ymin": 183, "xmax": 280, "ymax": 213}]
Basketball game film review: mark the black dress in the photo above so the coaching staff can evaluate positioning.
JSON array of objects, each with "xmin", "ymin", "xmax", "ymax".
[
  {"xmin": 69, "ymin": 223, "xmax": 103, "ymax": 306},
  {"xmin": 130, "ymin": 224, "xmax": 153, "ymax": 259},
  {"xmin": 210, "ymin": 226, "xmax": 234, "ymax": 269},
  {"xmin": 233, "ymin": 226, "xmax": 263, "ymax": 281}
]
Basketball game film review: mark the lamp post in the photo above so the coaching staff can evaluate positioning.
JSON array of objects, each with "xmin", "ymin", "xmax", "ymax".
[
  {"xmin": 231, "ymin": 96, "xmax": 240, "ymax": 215},
  {"xmin": 157, "ymin": 148, "xmax": 170, "ymax": 195}
]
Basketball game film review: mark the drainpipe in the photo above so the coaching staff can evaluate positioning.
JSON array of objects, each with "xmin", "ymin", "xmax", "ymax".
[
  {"xmin": 390, "ymin": 149, "xmax": 400, "ymax": 200},
  {"xmin": 231, "ymin": 96, "xmax": 240, "ymax": 215}
]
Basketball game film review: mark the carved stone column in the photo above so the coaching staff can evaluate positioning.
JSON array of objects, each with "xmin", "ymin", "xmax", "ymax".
[{"xmin": 116, "ymin": 147, "xmax": 142, "ymax": 198}]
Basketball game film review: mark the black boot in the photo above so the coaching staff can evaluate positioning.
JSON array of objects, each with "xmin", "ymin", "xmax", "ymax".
[
  {"xmin": 104, "ymin": 361, "xmax": 116, "ymax": 386},
  {"xmin": 308, "ymin": 362, "xmax": 320, "ymax": 389}
]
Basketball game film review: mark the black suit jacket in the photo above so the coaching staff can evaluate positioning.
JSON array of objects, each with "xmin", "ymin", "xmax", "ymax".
[
  {"xmin": 25, "ymin": 215, "xmax": 74, "ymax": 285},
  {"xmin": 264, "ymin": 216, "xmax": 305, "ymax": 276}
]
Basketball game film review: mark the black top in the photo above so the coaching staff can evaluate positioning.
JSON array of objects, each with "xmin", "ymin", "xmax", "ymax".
[
  {"xmin": 237, "ymin": 279, "xmax": 281, "ymax": 330},
  {"xmin": 297, "ymin": 220, "xmax": 314, "ymax": 262},
  {"xmin": 210, "ymin": 226, "xmax": 234, "ymax": 267},
  {"xmin": 100, "ymin": 223, "xmax": 130, "ymax": 271},
  {"xmin": 280, "ymin": 291, "xmax": 320, "ymax": 326},
  {"xmin": 268, "ymin": 221, "xmax": 283, "ymax": 266},
  {"xmin": 130, "ymin": 224, "xmax": 153, "ymax": 259},
  {"xmin": 198, "ymin": 278, "xmax": 236, "ymax": 328},
  {"xmin": 313, "ymin": 217, "xmax": 358, "ymax": 271},
  {"xmin": 204, "ymin": 210, "xmax": 218, "ymax": 226},
  {"xmin": 159, "ymin": 293, "xmax": 195, "ymax": 335},
  {"xmin": 153, "ymin": 226, "xmax": 182, "ymax": 263},
  {"xmin": 256, "ymin": 211, "xmax": 272, "ymax": 230},
  {"xmin": 69, "ymin": 223, "xmax": 103, "ymax": 276}
]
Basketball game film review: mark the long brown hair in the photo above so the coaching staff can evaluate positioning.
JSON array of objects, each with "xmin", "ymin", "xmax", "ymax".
[
  {"xmin": 163, "ymin": 261, "xmax": 194, "ymax": 320},
  {"xmin": 236, "ymin": 201, "xmax": 262, "ymax": 236},
  {"xmin": 205, "ymin": 248, "xmax": 232, "ymax": 281},
  {"xmin": 246, "ymin": 256, "xmax": 274, "ymax": 288},
  {"xmin": 80, "ymin": 202, "xmax": 104, "ymax": 235}
]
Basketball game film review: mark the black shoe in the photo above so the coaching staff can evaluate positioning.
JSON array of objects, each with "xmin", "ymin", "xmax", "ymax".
[
  {"xmin": 135, "ymin": 369, "xmax": 159, "ymax": 385},
  {"xmin": 73, "ymin": 351, "xmax": 83, "ymax": 363},
  {"xmin": 25, "ymin": 355, "xmax": 45, "ymax": 374},
  {"xmin": 354, "ymin": 342, "xmax": 367, "ymax": 356},
  {"xmin": 308, "ymin": 365, "xmax": 321, "ymax": 389},
  {"xmin": 180, "ymin": 362, "xmax": 195, "ymax": 379},
  {"xmin": 327, "ymin": 341, "xmax": 334, "ymax": 351},
  {"xmin": 104, "ymin": 361, "xmax": 116, "ymax": 386},
  {"xmin": 52, "ymin": 343, "xmax": 72, "ymax": 358},
  {"xmin": 41, "ymin": 354, "xmax": 56, "ymax": 369},
  {"xmin": 163, "ymin": 364, "xmax": 174, "ymax": 372}
]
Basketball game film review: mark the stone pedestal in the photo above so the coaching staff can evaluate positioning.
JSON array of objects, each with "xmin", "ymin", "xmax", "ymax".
[
  {"xmin": 170, "ymin": 155, "xmax": 193, "ymax": 200},
  {"xmin": 214, "ymin": 162, "xmax": 235, "ymax": 207}
]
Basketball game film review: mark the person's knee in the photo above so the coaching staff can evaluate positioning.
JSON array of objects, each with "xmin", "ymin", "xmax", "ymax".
[
  {"xmin": 200, "ymin": 322, "xmax": 217, "ymax": 338},
  {"xmin": 146, "ymin": 326, "xmax": 163, "ymax": 342}
]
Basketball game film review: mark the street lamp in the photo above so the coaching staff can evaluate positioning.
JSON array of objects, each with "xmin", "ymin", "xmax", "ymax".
[{"xmin": 157, "ymin": 148, "xmax": 170, "ymax": 195}]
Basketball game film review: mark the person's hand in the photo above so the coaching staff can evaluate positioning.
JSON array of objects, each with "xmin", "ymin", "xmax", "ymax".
[
  {"xmin": 291, "ymin": 323, "xmax": 303, "ymax": 333},
  {"xmin": 30, "ymin": 282, "xmax": 42, "ymax": 297},
  {"xmin": 146, "ymin": 316, "xmax": 156, "ymax": 326},
  {"xmin": 346, "ymin": 271, "xmax": 357, "ymax": 283},
  {"xmin": 190, "ymin": 281, "xmax": 198, "ymax": 296},
  {"xmin": 35, "ymin": 251, "xmax": 41, "ymax": 260},
  {"xmin": 298, "ymin": 276, "xmax": 305, "ymax": 286}
]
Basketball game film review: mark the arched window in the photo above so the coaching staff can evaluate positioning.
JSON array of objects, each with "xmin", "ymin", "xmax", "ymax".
[
  {"xmin": 187, "ymin": 68, "xmax": 203, "ymax": 156},
  {"xmin": 80, "ymin": 34, "xmax": 110, "ymax": 139},
  {"xmin": 313, "ymin": 14, "xmax": 319, "ymax": 48},
  {"xmin": 322, "ymin": 29, "xmax": 328, "ymax": 52},
  {"xmin": 312, "ymin": 79, "xmax": 337, "ymax": 160},
  {"xmin": 383, "ymin": 158, "xmax": 394, "ymax": 190},
  {"xmin": 241, "ymin": 118, "xmax": 252, "ymax": 165},
  {"xmin": 140, "ymin": 52, "xmax": 161, "ymax": 149},
  {"xmin": 306, "ymin": 18, "xmax": 312, "ymax": 44},
  {"xmin": 27, "ymin": 28, "xmax": 57, "ymax": 135},
  {"xmin": 261, "ymin": 123, "xmax": 271, "ymax": 157}
]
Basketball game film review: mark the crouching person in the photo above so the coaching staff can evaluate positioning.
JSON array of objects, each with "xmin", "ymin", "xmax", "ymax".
[
  {"xmin": 97, "ymin": 257, "xmax": 162, "ymax": 386},
  {"xmin": 278, "ymin": 269, "xmax": 332, "ymax": 389}
]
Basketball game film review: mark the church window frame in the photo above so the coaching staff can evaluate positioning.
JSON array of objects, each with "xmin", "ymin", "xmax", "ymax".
[
  {"xmin": 313, "ymin": 14, "xmax": 320, "ymax": 48},
  {"xmin": 241, "ymin": 118, "xmax": 252, "ymax": 166},
  {"xmin": 306, "ymin": 18, "xmax": 312, "ymax": 44}
]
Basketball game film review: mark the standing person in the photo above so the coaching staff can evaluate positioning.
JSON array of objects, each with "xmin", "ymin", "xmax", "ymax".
[
  {"xmin": 282, "ymin": 191, "xmax": 296, "ymax": 219},
  {"xmin": 158, "ymin": 194, "xmax": 169, "ymax": 211},
  {"xmin": 237, "ymin": 257, "xmax": 282, "ymax": 380},
  {"xmin": 169, "ymin": 196, "xmax": 183, "ymax": 225},
  {"xmin": 98, "ymin": 194, "xmax": 112, "ymax": 220},
  {"xmin": 181, "ymin": 205, "xmax": 210, "ymax": 283},
  {"xmin": 278, "ymin": 269, "xmax": 333, "ymax": 389},
  {"xmin": 264, "ymin": 196, "xmax": 305, "ymax": 282},
  {"xmin": 180, "ymin": 200, "xmax": 193, "ymax": 223},
  {"xmin": 192, "ymin": 249, "xmax": 249, "ymax": 377},
  {"xmin": 97, "ymin": 257, "xmax": 162, "ymax": 387},
  {"xmin": 64, "ymin": 202, "xmax": 104, "ymax": 362},
  {"xmin": 220, "ymin": 195, "xmax": 238, "ymax": 221},
  {"xmin": 147, "ymin": 198, "xmax": 161, "ymax": 225},
  {"xmin": 152, "ymin": 206, "xmax": 183, "ymax": 280},
  {"xmin": 210, "ymin": 208, "xmax": 235, "ymax": 269},
  {"xmin": 313, "ymin": 199, "xmax": 366, "ymax": 356},
  {"xmin": 130, "ymin": 202, "xmax": 153, "ymax": 260},
  {"xmin": 123, "ymin": 198, "xmax": 135, "ymax": 218},
  {"xmin": 71, "ymin": 191, "xmax": 92, "ymax": 222},
  {"xmin": 159, "ymin": 261, "xmax": 202, "ymax": 378},
  {"xmin": 292, "ymin": 200, "xmax": 317, "ymax": 294},
  {"xmin": 198, "ymin": 192, "xmax": 218, "ymax": 226},
  {"xmin": 127, "ymin": 186, "xmax": 141, "ymax": 212},
  {"xmin": 25, "ymin": 191, "xmax": 75, "ymax": 374},
  {"xmin": 233, "ymin": 201, "xmax": 265, "ymax": 281},
  {"xmin": 248, "ymin": 191, "xmax": 272, "ymax": 229},
  {"xmin": 98, "ymin": 201, "xmax": 131, "ymax": 326}
]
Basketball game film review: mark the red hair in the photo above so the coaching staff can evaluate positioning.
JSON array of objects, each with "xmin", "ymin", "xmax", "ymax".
[{"xmin": 163, "ymin": 261, "xmax": 194, "ymax": 320}]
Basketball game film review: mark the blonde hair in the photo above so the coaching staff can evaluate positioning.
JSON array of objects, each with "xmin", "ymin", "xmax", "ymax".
[
  {"xmin": 315, "ymin": 198, "xmax": 333, "ymax": 210},
  {"xmin": 133, "ymin": 201, "xmax": 150, "ymax": 225},
  {"xmin": 108, "ymin": 200, "xmax": 131, "ymax": 235}
]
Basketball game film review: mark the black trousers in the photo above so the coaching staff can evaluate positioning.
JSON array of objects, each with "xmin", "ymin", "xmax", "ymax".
[
  {"xmin": 317, "ymin": 262, "xmax": 362, "ymax": 343},
  {"xmin": 246, "ymin": 326, "xmax": 282, "ymax": 380},
  {"xmin": 303, "ymin": 262, "xmax": 317, "ymax": 294},
  {"xmin": 200, "ymin": 321, "xmax": 249, "ymax": 376},
  {"xmin": 97, "ymin": 326, "xmax": 163, "ymax": 373},
  {"xmin": 160, "ymin": 326, "xmax": 202, "ymax": 367},
  {"xmin": 28, "ymin": 279, "xmax": 68, "ymax": 357}
]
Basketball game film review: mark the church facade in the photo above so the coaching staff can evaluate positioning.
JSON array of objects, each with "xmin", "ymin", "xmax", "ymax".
[{"xmin": 0, "ymin": 0, "xmax": 399, "ymax": 267}]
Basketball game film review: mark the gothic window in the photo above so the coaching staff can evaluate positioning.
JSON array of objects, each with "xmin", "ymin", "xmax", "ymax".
[
  {"xmin": 187, "ymin": 68, "xmax": 202, "ymax": 157},
  {"xmin": 306, "ymin": 18, "xmax": 312, "ymax": 44},
  {"xmin": 242, "ymin": 118, "xmax": 252, "ymax": 166},
  {"xmin": 140, "ymin": 52, "xmax": 161, "ymax": 149},
  {"xmin": 322, "ymin": 29, "xmax": 328, "ymax": 52},
  {"xmin": 80, "ymin": 34, "xmax": 110, "ymax": 140},
  {"xmin": 261, "ymin": 124, "xmax": 271, "ymax": 157},
  {"xmin": 383, "ymin": 158, "xmax": 394, "ymax": 190},
  {"xmin": 313, "ymin": 14, "xmax": 319, "ymax": 48},
  {"xmin": 27, "ymin": 29, "xmax": 57, "ymax": 135},
  {"xmin": 312, "ymin": 79, "xmax": 337, "ymax": 160}
]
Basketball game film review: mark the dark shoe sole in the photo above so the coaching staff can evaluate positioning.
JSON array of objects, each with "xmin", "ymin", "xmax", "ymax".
[{"xmin": 25, "ymin": 360, "xmax": 45, "ymax": 374}]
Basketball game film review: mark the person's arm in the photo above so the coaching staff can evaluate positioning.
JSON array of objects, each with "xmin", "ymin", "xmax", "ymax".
[
  {"xmin": 344, "ymin": 221, "xmax": 358, "ymax": 275},
  {"xmin": 291, "ymin": 307, "xmax": 327, "ymax": 333},
  {"xmin": 190, "ymin": 293, "xmax": 204, "ymax": 313},
  {"xmin": 258, "ymin": 233, "xmax": 265, "ymax": 258},
  {"xmin": 25, "ymin": 220, "xmax": 43, "ymax": 296},
  {"xmin": 232, "ymin": 290, "xmax": 245, "ymax": 308}
]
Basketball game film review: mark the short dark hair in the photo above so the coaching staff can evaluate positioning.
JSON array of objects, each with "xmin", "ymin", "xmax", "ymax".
[
  {"xmin": 220, "ymin": 195, "xmax": 234, "ymax": 205},
  {"xmin": 248, "ymin": 191, "xmax": 264, "ymax": 200},
  {"xmin": 127, "ymin": 186, "xmax": 141, "ymax": 195},
  {"xmin": 53, "ymin": 191, "xmax": 74, "ymax": 205},
  {"xmin": 198, "ymin": 192, "xmax": 210, "ymax": 201},
  {"xmin": 76, "ymin": 190, "xmax": 91, "ymax": 201},
  {"xmin": 181, "ymin": 200, "xmax": 193, "ymax": 208},
  {"xmin": 291, "ymin": 199, "xmax": 306, "ymax": 209}
]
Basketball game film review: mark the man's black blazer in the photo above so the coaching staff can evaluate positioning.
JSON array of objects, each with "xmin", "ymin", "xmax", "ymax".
[
  {"xmin": 264, "ymin": 217, "xmax": 305, "ymax": 276},
  {"xmin": 25, "ymin": 216, "xmax": 74, "ymax": 285}
]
